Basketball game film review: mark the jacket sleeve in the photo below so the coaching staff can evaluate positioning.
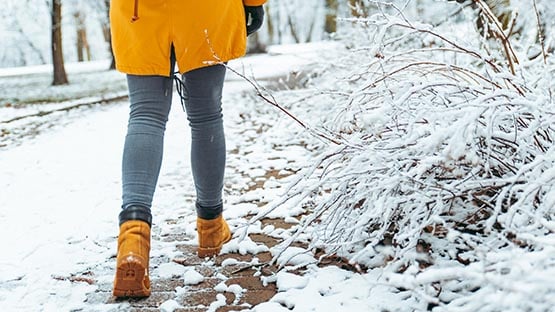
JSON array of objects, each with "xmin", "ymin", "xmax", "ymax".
[{"xmin": 243, "ymin": 0, "xmax": 267, "ymax": 6}]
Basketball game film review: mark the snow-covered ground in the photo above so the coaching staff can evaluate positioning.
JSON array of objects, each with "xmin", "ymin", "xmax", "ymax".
[
  {"xmin": 1, "ymin": 4, "xmax": 554, "ymax": 308},
  {"xmin": 0, "ymin": 42, "xmax": 380, "ymax": 311}
]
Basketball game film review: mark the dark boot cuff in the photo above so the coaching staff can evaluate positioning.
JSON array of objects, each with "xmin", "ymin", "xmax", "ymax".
[
  {"xmin": 196, "ymin": 202, "xmax": 223, "ymax": 220},
  {"xmin": 119, "ymin": 206, "xmax": 152, "ymax": 227}
]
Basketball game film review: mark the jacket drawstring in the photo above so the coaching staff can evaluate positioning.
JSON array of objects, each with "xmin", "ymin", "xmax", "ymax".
[{"xmin": 131, "ymin": 0, "xmax": 139, "ymax": 22}]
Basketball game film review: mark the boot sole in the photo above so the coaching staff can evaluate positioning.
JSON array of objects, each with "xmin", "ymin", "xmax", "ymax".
[
  {"xmin": 113, "ymin": 255, "xmax": 150, "ymax": 298},
  {"xmin": 197, "ymin": 232, "xmax": 232, "ymax": 258}
]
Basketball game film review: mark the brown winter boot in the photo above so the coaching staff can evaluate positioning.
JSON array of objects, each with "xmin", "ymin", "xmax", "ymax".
[
  {"xmin": 197, "ymin": 215, "xmax": 232, "ymax": 257},
  {"xmin": 113, "ymin": 219, "xmax": 151, "ymax": 297}
]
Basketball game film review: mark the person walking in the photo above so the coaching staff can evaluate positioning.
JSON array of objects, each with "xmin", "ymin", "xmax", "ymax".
[{"xmin": 109, "ymin": 0, "xmax": 266, "ymax": 298}]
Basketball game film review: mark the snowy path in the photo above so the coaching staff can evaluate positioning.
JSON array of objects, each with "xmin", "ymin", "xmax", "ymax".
[
  {"xmin": 0, "ymin": 45, "xmax": 344, "ymax": 311},
  {"xmin": 0, "ymin": 100, "xmax": 130, "ymax": 309},
  {"xmin": 2, "ymin": 41, "xmax": 498, "ymax": 312},
  {"xmin": 0, "ymin": 81, "xmax": 272, "ymax": 311}
]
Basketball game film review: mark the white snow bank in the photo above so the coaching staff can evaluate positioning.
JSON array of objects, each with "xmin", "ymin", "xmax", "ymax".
[
  {"xmin": 159, "ymin": 299, "xmax": 182, "ymax": 312},
  {"xmin": 154, "ymin": 262, "xmax": 187, "ymax": 279},
  {"xmin": 183, "ymin": 269, "xmax": 204, "ymax": 285},
  {"xmin": 270, "ymin": 246, "xmax": 317, "ymax": 267},
  {"xmin": 257, "ymin": 266, "xmax": 376, "ymax": 312}
]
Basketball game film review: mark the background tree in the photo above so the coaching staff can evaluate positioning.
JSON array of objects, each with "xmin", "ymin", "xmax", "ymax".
[
  {"xmin": 324, "ymin": 0, "xmax": 338, "ymax": 34},
  {"xmin": 247, "ymin": 32, "xmax": 267, "ymax": 54},
  {"xmin": 74, "ymin": 9, "xmax": 91, "ymax": 62},
  {"xmin": 1, "ymin": 0, "xmax": 48, "ymax": 67},
  {"xmin": 261, "ymin": 0, "xmax": 323, "ymax": 45},
  {"xmin": 51, "ymin": 0, "xmax": 68, "ymax": 85},
  {"xmin": 100, "ymin": 0, "xmax": 116, "ymax": 69}
]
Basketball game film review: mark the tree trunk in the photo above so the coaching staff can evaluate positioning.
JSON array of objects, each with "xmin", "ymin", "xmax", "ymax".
[
  {"xmin": 51, "ymin": 0, "xmax": 68, "ymax": 85},
  {"xmin": 247, "ymin": 32, "xmax": 266, "ymax": 54},
  {"xmin": 74, "ymin": 11, "xmax": 91, "ymax": 62},
  {"xmin": 77, "ymin": 36, "xmax": 83, "ymax": 61},
  {"xmin": 265, "ymin": 4, "xmax": 275, "ymax": 44},
  {"xmin": 104, "ymin": 0, "xmax": 116, "ymax": 70},
  {"xmin": 75, "ymin": 11, "xmax": 84, "ymax": 62},
  {"xmin": 324, "ymin": 0, "xmax": 338, "ymax": 34},
  {"xmin": 287, "ymin": 14, "xmax": 301, "ymax": 43}
]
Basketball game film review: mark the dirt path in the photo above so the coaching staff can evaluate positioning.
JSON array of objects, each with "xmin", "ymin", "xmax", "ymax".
[
  {"xmin": 0, "ymin": 53, "xmax": 322, "ymax": 311},
  {"xmin": 85, "ymin": 218, "xmax": 293, "ymax": 311},
  {"xmin": 74, "ymin": 84, "xmax": 313, "ymax": 311}
]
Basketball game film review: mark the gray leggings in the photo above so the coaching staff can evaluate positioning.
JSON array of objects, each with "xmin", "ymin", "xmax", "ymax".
[{"xmin": 122, "ymin": 64, "xmax": 227, "ymax": 220}]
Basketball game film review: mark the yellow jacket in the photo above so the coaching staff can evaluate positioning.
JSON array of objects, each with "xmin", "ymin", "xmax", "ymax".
[{"xmin": 110, "ymin": 0, "xmax": 267, "ymax": 75}]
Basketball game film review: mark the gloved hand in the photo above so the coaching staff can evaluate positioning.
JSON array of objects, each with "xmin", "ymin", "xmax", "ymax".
[{"xmin": 244, "ymin": 6, "xmax": 264, "ymax": 36}]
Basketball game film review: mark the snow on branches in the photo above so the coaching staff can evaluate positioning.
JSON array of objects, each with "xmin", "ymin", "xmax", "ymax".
[{"xmin": 252, "ymin": 0, "xmax": 555, "ymax": 310}]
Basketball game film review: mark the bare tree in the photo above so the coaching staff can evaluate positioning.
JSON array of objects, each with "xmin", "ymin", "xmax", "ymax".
[
  {"xmin": 73, "ymin": 0, "xmax": 115, "ymax": 69},
  {"xmin": 263, "ymin": 0, "xmax": 322, "ymax": 45},
  {"xmin": 74, "ymin": 10, "xmax": 91, "ymax": 62},
  {"xmin": 102, "ymin": 0, "xmax": 116, "ymax": 69},
  {"xmin": 265, "ymin": 4, "xmax": 276, "ymax": 44},
  {"xmin": 51, "ymin": 0, "xmax": 68, "ymax": 85},
  {"xmin": 247, "ymin": 33, "xmax": 267, "ymax": 54},
  {"xmin": 324, "ymin": 0, "xmax": 338, "ymax": 34},
  {"xmin": 1, "ymin": 1, "xmax": 48, "ymax": 67},
  {"xmin": 7, "ymin": 18, "xmax": 46, "ymax": 66}
]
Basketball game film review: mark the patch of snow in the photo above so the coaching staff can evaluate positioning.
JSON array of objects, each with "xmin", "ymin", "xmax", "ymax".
[
  {"xmin": 159, "ymin": 299, "xmax": 182, "ymax": 312},
  {"xmin": 265, "ymin": 266, "xmax": 379, "ymax": 312},
  {"xmin": 271, "ymin": 246, "xmax": 317, "ymax": 267},
  {"xmin": 275, "ymin": 271, "xmax": 308, "ymax": 291},
  {"xmin": 220, "ymin": 258, "xmax": 240, "ymax": 267},
  {"xmin": 251, "ymin": 302, "xmax": 289, "ymax": 312},
  {"xmin": 224, "ymin": 203, "xmax": 259, "ymax": 219},
  {"xmin": 207, "ymin": 294, "xmax": 227, "ymax": 312},
  {"xmin": 154, "ymin": 262, "xmax": 187, "ymax": 279},
  {"xmin": 183, "ymin": 269, "xmax": 204, "ymax": 285},
  {"xmin": 214, "ymin": 281, "xmax": 228, "ymax": 292},
  {"xmin": 221, "ymin": 237, "xmax": 269, "ymax": 255},
  {"xmin": 226, "ymin": 284, "xmax": 246, "ymax": 304}
]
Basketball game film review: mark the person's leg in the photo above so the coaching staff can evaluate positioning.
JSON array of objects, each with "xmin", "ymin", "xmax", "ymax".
[
  {"xmin": 181, "ymin": 64, "xmax": 231, "ymax": 257},
  {"xmin": 121, "ymin": 74, "xmax": 173, "ymax": 213},
  {"xmin": 181, "ymin": 64, "xmax": 227, "ymax": 218},
  {"xmin": 114, "ymin": 74, "xmax": 173, "ymax": 297}
]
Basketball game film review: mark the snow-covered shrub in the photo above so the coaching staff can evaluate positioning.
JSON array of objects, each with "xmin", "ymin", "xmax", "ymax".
[{"xmin": 253, "ymin": 0, "xmax": 555, "ymax": 310}]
